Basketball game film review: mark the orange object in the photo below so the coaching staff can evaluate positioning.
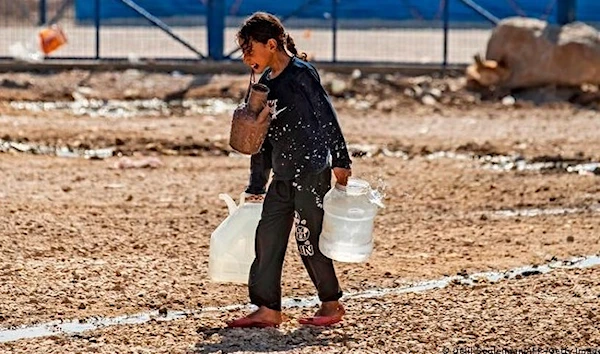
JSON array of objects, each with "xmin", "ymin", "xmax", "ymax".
[{"xmin": 38, "ymin": 25, "xmax": 67, "ymax": 55}]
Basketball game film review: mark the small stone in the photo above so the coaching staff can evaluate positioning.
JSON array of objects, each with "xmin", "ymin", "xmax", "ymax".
[
  {"xmin": 76, "ymin": 86, "xmax": 93, "ymax": 95},
  {"xmin": 71, "ymin": 91, "xmax": 87, "ymax": 102},
  {"xmin": 428, "ymin": 88, "xmax": 442, "ymax": 98},
  {"xmin": 566, "ymin": 235, "xmax": 574, "ymax": 243},
  {"xmin": 124, "ymin": 88, "xmax": 140, "ymax": 98},
  {"xmin": 330, "ymin": 79, "xmax": 347, "ymax": 96},
  {"xmin": 502, "ymin": 95, "xmax": 516, "ymax": 106},
  {"xmin": 521, "ymin": 270, "xmax": 541, "ymax": 277},
  {"xmin": 421, "ymin": 94, "xmax": 437, "ymax": 106},
  {"xmin": 345, "ymin": 341, "xmax": 359, "ymax": 349},
  {"xmin": 480, "ymin": 214, "xmax": 489, "ymax": 221},
  {"xmin": 412, "ymin": 85, "xmax": 423, "ymax": 97},
  {"xmin": 375, "ymin": 99, "xmax": 397, "ymax": 112},
  {"xmin": 158, "ymin": 307, "xmax": 168, "ymax": 316},
  {"xmin": 78, "ymin": 303, "xmax": 87, "ymax": 310},
  {"xmin": 61, "ymin": 185, "xmax": 72, "ymax": 192},
  {"xmin": 403, "ymin": 88, "xmax": 415, "ymax": 97}
]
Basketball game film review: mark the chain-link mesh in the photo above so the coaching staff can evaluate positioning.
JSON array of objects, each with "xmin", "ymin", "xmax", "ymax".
[{"xmin": 1, "ymin": 0, "xmax": 598, "ymax": 64}]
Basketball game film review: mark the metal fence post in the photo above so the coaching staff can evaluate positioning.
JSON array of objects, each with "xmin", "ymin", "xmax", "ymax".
[
  {"xmin": 118, "ymin": 0, "xmax": 206, "ymax": 58},
  {"xmin": 207, "ymin": 0, "xmax": 225, "ymax": 61},
  {"xmin": 95, "ymin": 0, "xmax": 100, "ymax": 59},
  {"xmin": 442, "ymin": 0, "xmax": 449, "ymax": 72},
  {"xmin": 332, "ymin": 0, "xmax": 338, "ymax": 63},
  {"xmin": 457, "ymin": 0, "xmax": 499, "ymax": 25},
  {"xmin": 557, "ymin": 0, "xmax": 577, "ymax": 25},
  {"xmin": 39, "ymin": 0, "xmax": 47, "ymax": 26}
]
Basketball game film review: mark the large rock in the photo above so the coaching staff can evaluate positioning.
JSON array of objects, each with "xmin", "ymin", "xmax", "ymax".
[{"xmin": 467, "ymin": 17, "xmax": 600, "ymax": 89}]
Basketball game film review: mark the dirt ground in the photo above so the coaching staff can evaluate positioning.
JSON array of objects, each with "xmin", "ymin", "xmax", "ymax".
[{"xmin": 0, "ymin": 69, "xmax": 599, "ymax": 353}]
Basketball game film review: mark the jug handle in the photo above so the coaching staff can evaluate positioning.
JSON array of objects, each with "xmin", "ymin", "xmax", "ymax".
[
  {"xmin": 238, "ymin": 192, "xmax": 246, "ymax": 207},
  {"xmin": 219, "ymin": 194, "xmax": 238, "ymax": 216}
]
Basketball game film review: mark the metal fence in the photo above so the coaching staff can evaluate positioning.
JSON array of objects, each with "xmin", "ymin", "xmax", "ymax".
[{"xmin": 0, "ymin": 0, "xmax": 590, "ymax": 66}]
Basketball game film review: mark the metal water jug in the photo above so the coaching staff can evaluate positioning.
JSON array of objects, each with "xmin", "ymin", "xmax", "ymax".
[
  {"xmin": 229, "ymin": 83, "xmax": 270, "ymax": 155},
  {"xmin": 319, "ymin": 178, "xmax": 384, "ymax": 263},
  {"xmin": 208, "ymin": 193, "xmax": 262, "ymax": 284}
]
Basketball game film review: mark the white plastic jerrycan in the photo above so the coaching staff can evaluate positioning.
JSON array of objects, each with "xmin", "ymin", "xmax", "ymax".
[
  {"xmin": 208, "ymin": 193, "xmax": 262, "ymax": 284},
  {"xmin": 319, "ymin": 177, "xmax": 384, "ymax": 263}
]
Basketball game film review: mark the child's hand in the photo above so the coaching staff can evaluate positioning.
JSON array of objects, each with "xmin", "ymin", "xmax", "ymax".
[
  {"xmin": 333, "ymin": 167, "xmax": 352, "ymax": 186},
  {"xmin": 245, "ymin": 193, "xmax": 265, "ymax": 202}
]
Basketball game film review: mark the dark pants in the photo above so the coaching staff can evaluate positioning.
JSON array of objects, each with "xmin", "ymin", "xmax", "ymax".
[{"xmin": 248, "ymin": 168, "xmax": 342, "ymax": 311}]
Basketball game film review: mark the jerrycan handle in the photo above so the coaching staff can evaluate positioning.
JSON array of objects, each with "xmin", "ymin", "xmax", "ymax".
[{"xmin": 219, "ymin": 194, "xmax": 238, "ymax": 216}]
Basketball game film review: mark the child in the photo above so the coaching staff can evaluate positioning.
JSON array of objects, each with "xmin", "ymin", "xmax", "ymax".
[{"xmin": 227, "ymin": 12, "xmax": 352, "ymax": 328}]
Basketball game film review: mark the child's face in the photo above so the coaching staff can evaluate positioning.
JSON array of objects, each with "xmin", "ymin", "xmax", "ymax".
[{"xmin": 242, "ymin": 39, "xmax": 277, "ymax": 73}]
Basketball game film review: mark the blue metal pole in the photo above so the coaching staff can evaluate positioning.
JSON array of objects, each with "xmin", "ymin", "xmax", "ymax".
[
  {"xmin": 39, "ymin": 0, "xmax": 47, "ymax": 26},
  {"xmin": 332, "ymin": 0, "xmax": 338, "ymax": 63},
  {"xmin": 458, "ymin": 0, "xmax": 499, "ymax": 25},
  {"xmin": 95, "ymin": 0, "xmax": 100, "ymax": 59},
  {"xmin": 118, "ymin": 0, "xmax": 205, "ymax": 59},
  {"xmin": 442, "ymin": 0, "xmax": 449, "ymax": 71},
  {"xmin": 207, "ymin": 0, "xmax": 225, "ymax": 61},
  {"xmin": 557, "ymin": 0, "xmax": 576, "ymax": 25}
]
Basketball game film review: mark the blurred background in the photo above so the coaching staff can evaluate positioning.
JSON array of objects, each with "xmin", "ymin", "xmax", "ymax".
[{"xmin": 0, "ymin": 0, "xmax": 598, "ymax": 66}]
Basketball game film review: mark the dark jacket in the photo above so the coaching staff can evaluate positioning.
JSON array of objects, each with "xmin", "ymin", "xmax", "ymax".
[{"xmin": 246, "ymin": 57, "xmax": 352, "ymax": 195}]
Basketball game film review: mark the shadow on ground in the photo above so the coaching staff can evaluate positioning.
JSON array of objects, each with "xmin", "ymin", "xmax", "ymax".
[{"xmin": 193, "ymin": 325, "xmax": 353, "ymax": 353}]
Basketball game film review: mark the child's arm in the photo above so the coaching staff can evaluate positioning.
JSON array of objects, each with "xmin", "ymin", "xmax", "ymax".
[
  {"xmin": 245, "ymin": 138, "xmax": 272, "ymax": 195},
  {"xmin": 297, "ymin": 69, "xmax": 352, "ymax": 171}
]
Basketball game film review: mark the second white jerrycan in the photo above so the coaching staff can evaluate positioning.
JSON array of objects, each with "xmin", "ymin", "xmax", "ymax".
[
  {"xmin": 319, "ymin": 177, "xmax": 384, "ymax": 263},
  {"xmin": 208, "ymin": 193, "xmax": 262, "ymax": 284}
]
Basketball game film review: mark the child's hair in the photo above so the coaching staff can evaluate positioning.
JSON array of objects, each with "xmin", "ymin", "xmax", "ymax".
[{"xmin": 237, "ymin": 12, "xmax": 307, "ymax": 61}]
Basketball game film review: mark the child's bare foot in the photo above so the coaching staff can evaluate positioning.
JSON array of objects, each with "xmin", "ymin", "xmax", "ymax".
[
  {"xmin": 299, "ymin": 301, "xmax": 345, "ymax": 326},
  {"xmin": 247, "ymin": 306, "xmax": 287, "ymax": 323},
  {"xmin": 227, "ymin": 306, "xmax": 287, "ymax": 328},
  {"xmin": 316, "ymin": 301, "xmax": 345, "ymax": 317}
]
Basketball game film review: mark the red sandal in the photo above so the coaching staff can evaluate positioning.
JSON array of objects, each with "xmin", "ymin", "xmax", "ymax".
[{"xmin": 298, "ymin": 307, "xmax": 345, "ymax": 326}]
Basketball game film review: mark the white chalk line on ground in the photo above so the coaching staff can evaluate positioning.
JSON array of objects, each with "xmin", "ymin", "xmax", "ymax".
[
  {"xmin": 488, "ymin": 205, "xmax": 600, "ymax": 218},
  {"xmin": 0, "ymin": 255, "xmax": 598, "ymax": 344}
]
